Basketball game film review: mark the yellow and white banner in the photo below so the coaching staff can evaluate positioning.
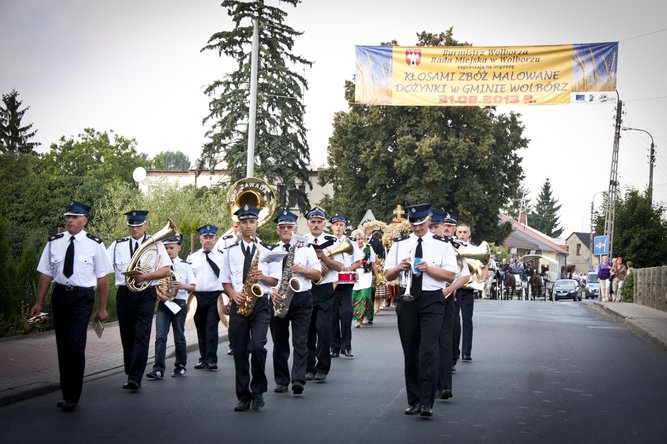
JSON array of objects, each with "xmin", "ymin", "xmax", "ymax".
[{"xmin": 354, "ymin": 43, "xmax": 618, "ymax": 106}]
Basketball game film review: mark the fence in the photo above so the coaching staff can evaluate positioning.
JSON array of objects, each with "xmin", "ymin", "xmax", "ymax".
[{"xmin": 633, "ymin": 266, "xmax": 667, "ymax": 312}]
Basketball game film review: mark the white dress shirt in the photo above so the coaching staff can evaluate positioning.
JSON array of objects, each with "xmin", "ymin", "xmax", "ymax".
[
  {"xmin": 171, "ymin": 257, "xmax": 196, "ymax": 301},
  {"xmin": 107, "ymin": 235, "xmax": 172, "ymax": 287},
  {"xmin": 187, "ymin": 248, "xmax": 225, "ymax": 292},
  {"xmin": 221, "ymin": 238, "xmax": 281, "ymax": 297},
  {"xmin": 37, "ymin": 230, "xmax": 113, "ymax": 287},
  {"xmin": 305, "ymin": 233, "xmax": 339, "ymax": 285},
  {"xmin": 275, "ymin": 241, "xmax": 321, "ymax": 292},
  {"xmin": 332, "ymin": 235, "xmax": 365, "ymax": 285},
  {"xmin": 384, "ymin": 231, "xmax": 458, "ymax": 291}
]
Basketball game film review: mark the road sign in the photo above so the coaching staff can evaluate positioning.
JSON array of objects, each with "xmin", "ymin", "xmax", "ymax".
[{"xmin": 593, "ymin": 235, "xmax": 609, "ymax": 256}]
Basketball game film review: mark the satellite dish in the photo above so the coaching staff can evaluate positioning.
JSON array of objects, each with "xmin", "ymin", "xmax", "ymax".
[{"xmin": 132, "ymin": 167, "xmax": 147, "ymax": 183}]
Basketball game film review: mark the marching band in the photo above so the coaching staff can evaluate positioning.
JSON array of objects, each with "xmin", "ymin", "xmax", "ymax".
[{"xmin": 34, "ymin": 198, "xmax": 484, "ymax": 417}]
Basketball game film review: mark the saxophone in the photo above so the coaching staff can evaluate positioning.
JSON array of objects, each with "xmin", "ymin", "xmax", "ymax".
[
  {"xmin": 237, "ymin": 242, "xmax": 264, "ymax": 317},
  {"xmin": 273, "ymin": 235, "xmax": 306, "ymax": 318}
]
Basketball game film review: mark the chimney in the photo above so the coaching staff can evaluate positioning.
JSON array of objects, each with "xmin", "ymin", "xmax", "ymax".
[{"xmin": 518, "ymin": 211, "xmax": 528, "ymax": 226}]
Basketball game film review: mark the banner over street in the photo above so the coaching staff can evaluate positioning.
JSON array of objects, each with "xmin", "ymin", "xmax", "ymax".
[{"xmin": 354, "ymin": 43, "xmax": 618, "ymax": 106}]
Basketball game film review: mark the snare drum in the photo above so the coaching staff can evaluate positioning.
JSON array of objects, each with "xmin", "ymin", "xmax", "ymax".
[{"xmin": 337, "ymin": 271, "xmax": 357, "ymax": 283}]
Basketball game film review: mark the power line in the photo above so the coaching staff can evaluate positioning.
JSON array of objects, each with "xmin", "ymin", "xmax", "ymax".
[{"xmin": 620, "ymin": 28, "xmax": 667, "ymax": 42}]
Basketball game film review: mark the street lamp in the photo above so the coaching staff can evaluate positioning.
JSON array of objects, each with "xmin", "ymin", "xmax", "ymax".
[
  {"xmin": 589, "ymin": 190, "xmax": 605, "ymax": 269},
  {"xmin": 622, "ymin": 126, "xmax": 656, "ymax": 200}
]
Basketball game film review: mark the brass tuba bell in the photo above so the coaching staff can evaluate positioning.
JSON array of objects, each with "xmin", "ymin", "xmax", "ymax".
[
  {"xmin": 455, "ymin": 241, "xmax": 490, "ymax": 291},
  {"xmin": 314, "ymin": 238, "xmax": 354, "ymax": 285}
]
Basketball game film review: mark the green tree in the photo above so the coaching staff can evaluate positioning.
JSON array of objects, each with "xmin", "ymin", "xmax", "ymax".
[
  {"xmin": 529, "ymin": 178, "xmax": 563, "ymax": 238},
  {"xmin": 594, "ymin": 188, "xmax": 667, "ymax": 267},
  {"xmin": 503, "ymin": 183, "xmax": 533, "ymax": 220},
  {"xmin": 152, "ymin": 150, "xmax": 191, "ymax": 170},
  {"xmin": 319, "ymin": 30, "xmax": 527, "ymax": 243},
  {"xmin": 0, "ymin": 89, "xmax": 40, "ymax": 154},
  {"xmin": 200, "ymin": 0, "xmax": 313, "ymax": 212}
]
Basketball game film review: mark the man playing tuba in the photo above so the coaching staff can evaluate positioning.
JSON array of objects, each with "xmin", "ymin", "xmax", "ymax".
[
  {"xmin": 107, "ymin": 210, "xmax": 172, "ymax": 392},
  {"xmin": 222, "ymin": 205, "xmax": 280, "ymax": 412}
]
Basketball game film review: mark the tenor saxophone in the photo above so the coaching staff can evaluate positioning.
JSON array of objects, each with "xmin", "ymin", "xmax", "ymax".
[
  {"xmin": 237, "ymin": 242, "xmax": 264, "ymax": 317},
  {"xmin": 273, "ymin": 236, "xmax": 305, "ymax": 318}
]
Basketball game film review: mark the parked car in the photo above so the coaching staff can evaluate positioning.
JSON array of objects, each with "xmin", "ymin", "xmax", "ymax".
[
  {"xmin": 585, "ymin": 271, "xmax": 600, "ymax": 299},
  {"xmin": 552, "ymin": 279, "xmax": 582, "ymax": 301}
]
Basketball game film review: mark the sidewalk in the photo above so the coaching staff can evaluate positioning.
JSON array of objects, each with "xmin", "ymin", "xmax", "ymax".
[
  {"xmin": 2, "ymin": 301, "xmax": 666, "ymax": 407},
  {"xmin": 0, "ymin": 315, "xmax": 229, "ymax": 407},
  {"xmin": 593, "ymin": 301, "xmax": 667, "ymax": 351}
]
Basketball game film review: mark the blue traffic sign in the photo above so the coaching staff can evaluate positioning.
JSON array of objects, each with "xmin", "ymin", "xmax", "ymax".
[{"xmin": 593, "ymin": 235, "xmax": 609, "ymax": 256}]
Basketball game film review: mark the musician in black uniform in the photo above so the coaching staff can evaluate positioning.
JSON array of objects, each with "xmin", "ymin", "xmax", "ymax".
[
  {"xmin": 330, "ymin": 213, "xmax": 363, "ymax": 358},
  {"xmin": 222, "ymin": 205, "xmax": 280, "ymax": 412},
  {"xmin": 453, "ymin": 222, "xmax": 476, "ymax": 364},
  {"xmin": 429, "ymin": 209, "xmax": 470, "ymax": 400},
  {"xmin": 31, "ymin": 201, "xmax": 113, "ymax": 412},
  {"xmin": 187, "ymin": 224, "xmax": 225, "ymax": 370},
  {"xmin": 107, "ymin": 210, "xmax": 172, "ymax": 392},
  {"xmin": 304, "ymin": 207, "xmax": 342, "ymax": 382},
  {"xmin": 269, "ymin": 210, "xmax": 321, "ymax": 395},
  {"xmin": 384, "ymin": 204, "xmax": 458, "ymax": 417}
]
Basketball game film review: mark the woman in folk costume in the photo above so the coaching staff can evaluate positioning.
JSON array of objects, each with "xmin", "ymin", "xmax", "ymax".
[{"xmin": 351, "ymin": 230, "xmax": 376, "ymax": 327}]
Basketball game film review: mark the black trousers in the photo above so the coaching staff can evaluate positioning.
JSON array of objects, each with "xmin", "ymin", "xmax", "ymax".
[
  {"xmin": 453, "ymin": 287, "xmax": 475, "ymax": 360},
  {"xmin": 270, "ymin": 290, "xmax": 313, "ymax": 386},
  {"xmin": 438, "ymin": 292, "xmax": 456, "ymax": 392},
  {"xmin": 117, "ymin": 285, "xmax": 156, "ymax": 386},
  {"xmin": 52, "ymin": 285, "xmax": 94, "ymax": 403},
  {"xmin": 229, "ymin": 296, "xmax": 270, "ymax": 401},
  {"xmin": 307, "ymin": 283, "xmax": 334, "ymax": 375},
  {"xmin": 331, "ymin": 283, "xmax": 353, "ymax": 353},
  {"xmin": 193, "ymin": 291, "xmax": 221, "ymax": 365},
  {"xmin": 396, "ymin": 290, "xmax": 445, "ymax": 409}
]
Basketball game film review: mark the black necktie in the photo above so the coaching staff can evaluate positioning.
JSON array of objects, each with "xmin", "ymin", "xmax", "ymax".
[
  {"xmin": 242, "ymin": 244, "xmax": 255, "ymax": 282},
  {"xmin": 410, "ymin": 238, "xmax": 423, "ymax": 296},
  {"xmin": 63, "ymin": 237, "xmax": 75, "ymax": 278},
  {"xmin": 282, "ymin": 244, "xmax": 290, "ymax": 271},
  {"xmin": 204, "ymin": 251, "xmax": 220, "ymax": 277}
]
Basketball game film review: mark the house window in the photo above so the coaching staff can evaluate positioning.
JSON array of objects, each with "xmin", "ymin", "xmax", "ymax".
[{"xmin": 576, "ymin": 244, "xmax": 581, "ymax": 256}]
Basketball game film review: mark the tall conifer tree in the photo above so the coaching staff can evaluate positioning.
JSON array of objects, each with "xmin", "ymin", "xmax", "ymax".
[
  {"xmin": 529, "ymin": 178, "xmax": 563, "ymax": 238},
  {"xmin": 0, "ymin": 89, "xmax": 40, "ymax": 154},
  {"xmin": 200, "ymin": 0, "xmax": 312, "ymax": 211}
]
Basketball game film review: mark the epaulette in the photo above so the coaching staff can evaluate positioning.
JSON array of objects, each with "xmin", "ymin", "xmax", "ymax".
[
  {"xmin": 48, "ymin": 233, "xmax": 64, "ymax": 242},
  {"xmin": 116, "ymin": 237, "xmax": 130, "ymax": 243},
  {"xmin": 227, "ymin": 242, "xmax": 241, "ymax": 249},
  {"xmin": 323, "ymin": 235, "xmax": 337, "ymax": 242},
  {"xmin": 86, "ymin": 233, "xmax": 103, "ymax": 244},
  {"xmin": 217, "ymin": 249, "xmax": 224, "ymax": 254},
  {"xmin": 222, "ymin": 234, "xmax": 234, "ymax": 240},
  {"xmin": 433, "ymin": 235, "xmax": 453, "ymax": 243},
  {"xmin": 393, "ymin": 235, "xmax": 409, "ymax": 242},
  {"xmin": 259, "ymin": 241, "xmax": 274, "ymax": 251},
  {"xmin": 183, "ymin": 260, "xmax": 192, "ymax": 265}
]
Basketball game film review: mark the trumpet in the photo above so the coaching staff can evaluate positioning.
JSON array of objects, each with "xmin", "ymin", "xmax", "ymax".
[{"xmin": 399, "ymin": 251, "xmax": 418, "ymax": 302}]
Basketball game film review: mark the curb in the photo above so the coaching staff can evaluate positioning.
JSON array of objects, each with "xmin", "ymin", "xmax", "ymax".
[
  {"xmin": 0, "ymin": 333, "xmax": 229, "ymax": 407},
  {"xmin": 592, "ymin": 302, "xmax": 667, "ymax": 351}
]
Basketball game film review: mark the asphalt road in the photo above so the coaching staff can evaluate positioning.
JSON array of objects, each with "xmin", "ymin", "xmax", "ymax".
[{"xmin": 2, "ymin": 300, "xmax": 666, "ymax": 444}]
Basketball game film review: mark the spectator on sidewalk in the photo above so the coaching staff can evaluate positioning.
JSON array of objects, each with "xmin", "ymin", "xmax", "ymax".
[
  {"xmin": 31, "ymin": 201, "xmax": 113, "ymax": 412},
  {"xmin": 611, "ymin": 256, "xmax": 627, "ymax": 302},
  {"xmin": 597, "ymin": 255, "xmax": 612, "ymax": 301}
]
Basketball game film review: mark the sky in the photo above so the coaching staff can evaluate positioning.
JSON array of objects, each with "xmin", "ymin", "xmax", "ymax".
[{"xmin": 1, "ymin": 0, "xmax": 666, "ymax": 238}]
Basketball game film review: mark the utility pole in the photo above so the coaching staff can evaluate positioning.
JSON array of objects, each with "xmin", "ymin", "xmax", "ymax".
[
  {"xmin": 604, "ymin": 98, "xmax": 622, "ymax": 259},
  {"xmin": 246, "ymin": 16, "xmax": 259, "ymax": 178},
  {"xmin": 621, "ymin": 126, "xmax": 656, "ymax": 202}
]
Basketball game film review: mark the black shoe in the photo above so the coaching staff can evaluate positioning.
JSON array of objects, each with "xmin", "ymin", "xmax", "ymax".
[
  {"xmin": 146, "ymin": 370, "xmax": 163, "ymax": 380},
  {"xmin": 250, "ymin": 394, "xmax": 265, "ymax": 411},
  {"xmin": 452, "ymin": 364, "xmax": 456, "ymax": 373},
  {"xmin": 330, "ymin": 351, "xmax": 340, "ymax": 358},
  {"xmin": 57, "ymin": 399, "xmax": 76, "ymax": 412},
  {"xmin": 234, "ymin": 399, "xmax": 251, "ymax": 411},
  {"xmin": 274, "ymin": 384, "xmax": 288, "ymax": 393},
  {"xmin": 439, "ymin": 388, "xmax": 453, "ymax": 400},
  {"xmin": 194, "ymin": 362, "xmax": 208, "ymax": 370},
  {"xmin": 404, "ymin": 404, "xmax": 420, "ymax": 415},
  {"xmin": 207, "ymin": 363, "xmax": 218, "ymax": 371},
  {"xmin": 342, "ymin": 350, "xmax": 354, "ymax": 358},
  {"xmin": 227, "ymin": 349, "xmax": 234, "ymax": 356},
  {"xmin": 420, "ymin": 405, "xmax": 433, "ymax": 417},
  {"xmin": 462, "ymin": 355, "xmax": 472, "ymax": 362},
  {"xmin": 172, "ymin": 366, "xmax": 186, "ymax": 377},
  {"xmin": 313, "ymin": 372, "xmax": 327, "ymax": 382},
  {"xmin": 122, "ymin": 380, "xmax": 140, "ymax": 392},
  {"xmin": 305, "ymin": 371, "xmax": 315, "ymax": 380},
  {"xmin": 292, "ymin": 382, "xmax": 304, "ymax": 395}
]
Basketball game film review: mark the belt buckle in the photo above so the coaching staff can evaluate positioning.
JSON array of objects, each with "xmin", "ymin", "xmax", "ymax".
[{"xmin": 65, "ymin": 285, "xmax": 75, "ymax": 292}]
